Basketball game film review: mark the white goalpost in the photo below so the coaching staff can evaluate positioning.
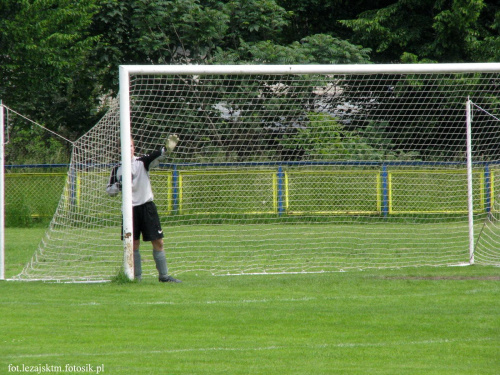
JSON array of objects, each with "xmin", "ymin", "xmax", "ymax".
[
  {"xmin": 1, "ymin": 101, "xmax": 5, "ymax": 280},
  {"xmin": 466, "ymin": 97, "xmax": 474, "ymax": 265},
  {"xmin": 118, "ymin": 67, "xmax": 135, "ymax": 280},
  {"xmin": 10, "ymin": 63, "xmax": 500, "ymax": 282}
]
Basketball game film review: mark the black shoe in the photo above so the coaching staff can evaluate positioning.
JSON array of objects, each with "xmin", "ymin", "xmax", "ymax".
[{"xmin": 159, "ymin": 275, "xmax": 182, "ymax": 283}]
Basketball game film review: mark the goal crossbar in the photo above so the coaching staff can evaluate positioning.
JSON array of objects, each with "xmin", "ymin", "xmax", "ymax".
[{"xmin": 120, "ymin": 63, "xmax": 500, "ymax": 75}]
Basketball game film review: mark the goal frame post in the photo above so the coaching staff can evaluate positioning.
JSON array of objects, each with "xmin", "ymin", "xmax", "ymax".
[
  {"xmin": 117, "ymin": 62, "xmax": 500, "ymax": 276},
  {"xmin": 0, "ymin": 100, "xmax": 5, "ymax": 280},
  {"xmin": 119, "ymin": 67, "xmax": 134, "ymax": 280},
  {"xmin": 466, "ymin": 97, "xmax": 475, "ymax": 265}
]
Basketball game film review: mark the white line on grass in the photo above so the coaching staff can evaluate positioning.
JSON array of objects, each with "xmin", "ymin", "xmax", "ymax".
[
  {"xmin": 5, "ymin": 337, "xmax": 495, "ymax": 360},
  {"xmin": 0, "ymin": 292, "xmax": 452, "ymax": 307},
  {"xmin": 143, "ymin": 296, "xmax": 318, "ymax": 306}
]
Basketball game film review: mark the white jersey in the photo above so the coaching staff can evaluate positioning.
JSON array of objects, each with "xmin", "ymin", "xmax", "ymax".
[{"xmin": 106, "ymin": 148, "xmax": 165, "ymax": 206}]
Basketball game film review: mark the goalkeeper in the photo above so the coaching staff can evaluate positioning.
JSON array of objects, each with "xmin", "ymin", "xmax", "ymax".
[{"xmin": 106, "ymin": 135, "xmax": 181, "ymax": 283}]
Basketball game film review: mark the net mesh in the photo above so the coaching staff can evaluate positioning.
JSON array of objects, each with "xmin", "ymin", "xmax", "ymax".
[{"xmin": 14, "ymin": 66, "xmax": 500, "ymax": 281}]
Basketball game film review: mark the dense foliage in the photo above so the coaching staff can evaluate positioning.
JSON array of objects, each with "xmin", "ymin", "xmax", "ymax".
[{"xmin": 1, "ymin": 0, "xmax": 499, "ymax": 163}]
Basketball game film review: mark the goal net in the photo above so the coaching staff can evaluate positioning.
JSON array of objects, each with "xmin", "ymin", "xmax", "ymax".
[
  {"xmin": 14, "ymin": 64, "xmax": 500, "ymax": 281},
  {"xmin": 469, "ymin": 101, "xmax": 500, "ymax": 266}
]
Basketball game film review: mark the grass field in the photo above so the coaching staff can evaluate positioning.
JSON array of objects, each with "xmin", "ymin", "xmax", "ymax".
[{"xmin": 1, "ymin": 228, "xmax": 499, "ymax": 374}]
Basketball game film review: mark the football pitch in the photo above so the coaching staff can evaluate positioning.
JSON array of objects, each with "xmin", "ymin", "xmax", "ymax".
[{"xmin": 1, "ymin": 228, "xmax": 499, "ymax": 374}]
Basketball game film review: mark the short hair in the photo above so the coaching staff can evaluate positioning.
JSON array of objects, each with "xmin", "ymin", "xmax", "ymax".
[{"xmin": 116, "ymin": 136, "xmax": 135, "ymax": 151}]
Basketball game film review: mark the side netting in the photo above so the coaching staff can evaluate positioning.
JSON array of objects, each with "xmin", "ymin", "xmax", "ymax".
[
  {"xmin": 15, "ymin": 64, "xmax": 500, "ymax": 281},
  {"xmin": 470, "ymin": 102, "xmax": 500, "ymax": 266}
]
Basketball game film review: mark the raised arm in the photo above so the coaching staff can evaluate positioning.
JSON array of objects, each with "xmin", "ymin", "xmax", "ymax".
[{"xmin": 138, "ymin": 134, "xmax": 179, "ymax": 171}]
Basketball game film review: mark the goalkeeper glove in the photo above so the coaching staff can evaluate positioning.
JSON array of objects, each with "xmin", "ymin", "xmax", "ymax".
[{"xmin": 165, "ymin": 134, "xmax": 179, "ymax": 152}]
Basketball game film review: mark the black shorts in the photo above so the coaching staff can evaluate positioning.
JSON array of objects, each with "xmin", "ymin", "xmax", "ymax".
[{"xmin": 122, "ymin": 201, "xmax": 164, "ymax": 242}]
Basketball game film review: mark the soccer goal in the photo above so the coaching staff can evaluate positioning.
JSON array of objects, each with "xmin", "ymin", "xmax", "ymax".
[{"xmin": 10, "ymin": 63, "xmax": 500, "ymax": 282}]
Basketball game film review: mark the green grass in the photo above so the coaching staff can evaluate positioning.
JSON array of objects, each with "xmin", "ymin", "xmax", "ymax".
[{"xmin": 1, "ymin": 228, "xmax": 499, "ymax": 374}]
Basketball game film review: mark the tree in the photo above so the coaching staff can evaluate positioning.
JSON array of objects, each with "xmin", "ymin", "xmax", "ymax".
[
  {"xmin": 238, "ymin": 34, "xmax": 370, "ymax": 64},
  {"xmin": 91, "ymin": 0, "xmax": 370, "ymax": 93},
  {"xmin": 276, "ymin": 0, "xmax": 391, "ymax": 43},
  {"xmin": 7, "ymin": 0, "xmax": 498, "ymax": 166},
  {"xmin": 91, "ymin": 0, "xmax": 231, "ymax": 92},
  {"xmin": 91, "ymin": 0, "xmax": 293, "ymax": 93},
  {"xmin": 340, "ymin": 0, "xmax": 500, "ymax": 63},
  {"xmin": 0, "ymin": 0, "xmax": 103, "ymax": 163}
]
